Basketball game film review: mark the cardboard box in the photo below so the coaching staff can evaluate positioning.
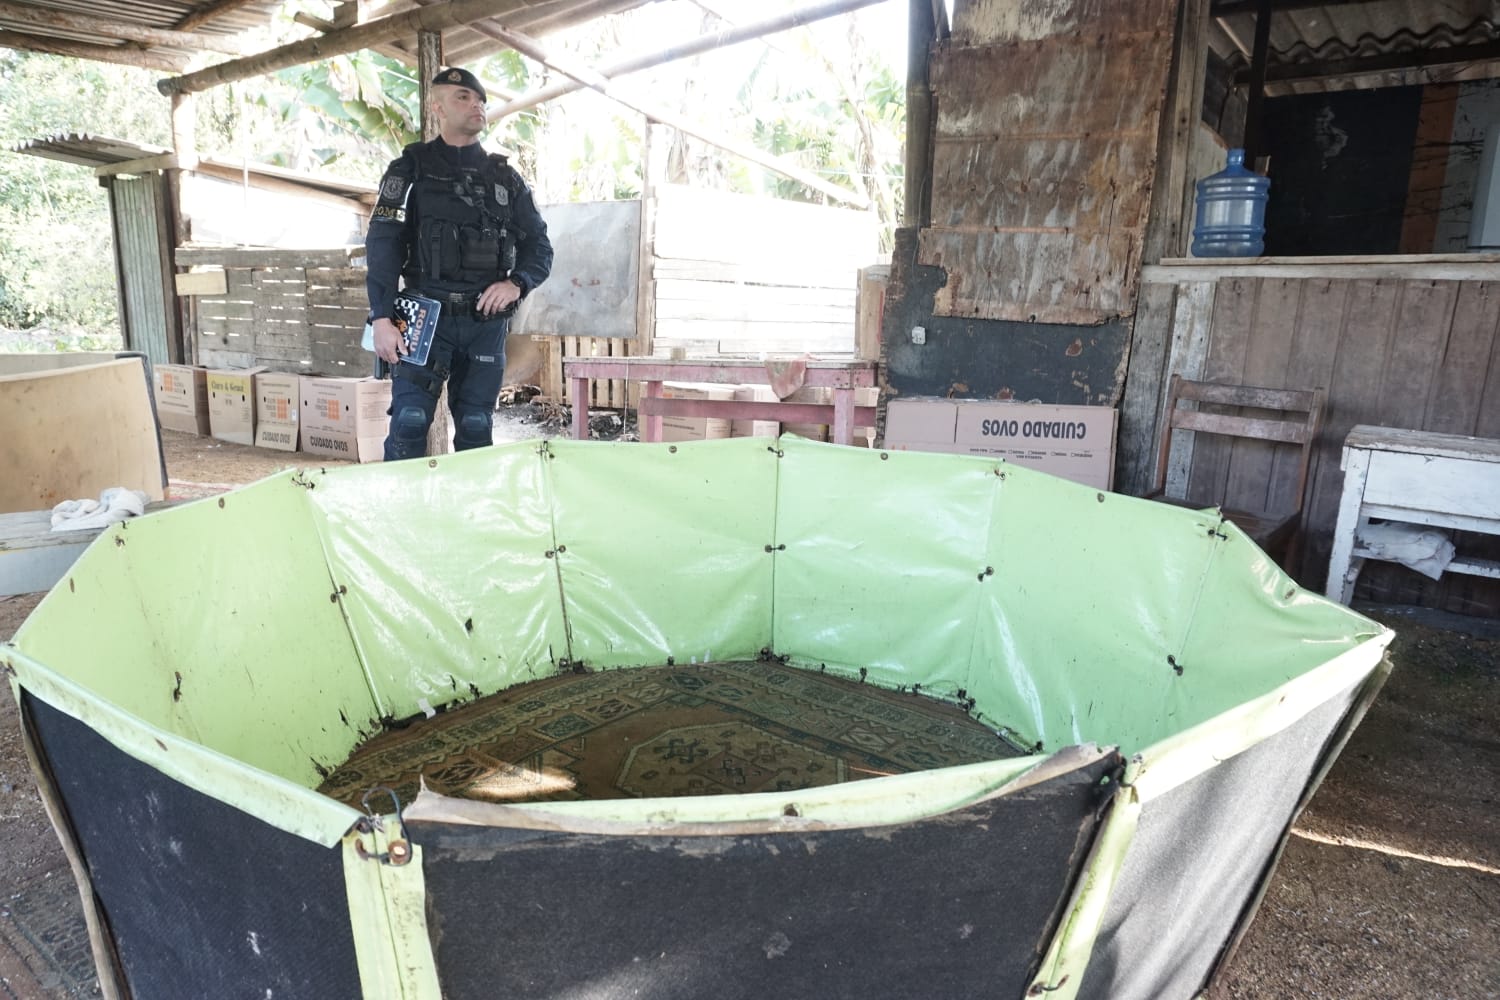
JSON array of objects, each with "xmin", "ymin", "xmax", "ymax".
[
  {"xmin": 885, "ymin": 399, "xmax": 1118, "ymax": 490},
  {"xmin": 782, "ymin": 385, "xmax": 830, "ymax": 442},
  {"xmin": 253, "ymin": 371, "xmax": 301, "ymax": 452},
  {"xmin": 658, "ymin": 382, "xmax": 735, "ymax": 442},
  {"xmin": 299, "ymin": 376, "xmax": 391, "ymax": 463},
  {"xmin": 731, "ymin": 384, "xmax": 780, "ymax": 438},
  {"xmin": 729, "ymin": 385, "xmax": 878, "ymax": 443},
  {"xmin": 853, "ymin": 386, "xmax": 879, "ymax": 447},
  {"xmin": 207, "ymin": 366, "xmax": 267, "ymax": 446},
  {"xmin": 153, "ymin": 364, "xmax": 210, "ymax": 435},
  {"xmin": 884, "ymin": 399, "xmax": 958, "ymax": 449}
]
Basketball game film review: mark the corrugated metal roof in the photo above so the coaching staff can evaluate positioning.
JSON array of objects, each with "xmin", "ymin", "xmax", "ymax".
[
  {"xmin": 1213, "ymin": 0, "xmax": 1500, "ymax": 93},
  {"xmin": 12, "ymin": 132, "xmax": 376, "ymax": 198},
  {"xmin": 0, "ymin": 0, "xmax": 652, "ymax": 73},
  {"xmin": 9, "ymin": 133, "xmax": 168, "ymax": 167}
]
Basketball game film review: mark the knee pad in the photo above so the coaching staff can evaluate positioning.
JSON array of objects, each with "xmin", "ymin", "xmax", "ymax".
[
  {"xmin": 385, "ymin": 405, "xmax": 432, "ymax": 461},
  {"xmin": 394, "ymin": 406, "xmax": 430, "ymax": 441},
  {"xmin": 453, "ymin": 410, "xmax": 493, "ymax": 451}
]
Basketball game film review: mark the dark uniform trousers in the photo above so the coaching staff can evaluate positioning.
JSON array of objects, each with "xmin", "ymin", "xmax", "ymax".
[{"xmin": 386, "ymin": 310, "xmax": 509, "ymax": 461}]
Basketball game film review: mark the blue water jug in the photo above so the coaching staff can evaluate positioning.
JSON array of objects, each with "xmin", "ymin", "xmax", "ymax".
[{"xmin": 1191, "ymin": 149, "xmax": 1269, "ymax": 257}]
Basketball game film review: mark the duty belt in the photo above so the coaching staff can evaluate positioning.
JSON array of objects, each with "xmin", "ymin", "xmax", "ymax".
[
  {"xmin": 416, "ymin": 288, "xmax": 517, "ymax": 320},
  {"xmin": 419, "ymin": 290, "xmax": 480, "ymax": 308}
]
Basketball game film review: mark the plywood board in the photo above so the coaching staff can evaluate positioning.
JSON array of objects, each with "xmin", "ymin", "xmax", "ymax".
[
  {"xmin": 0, "ymin": 358, "xmax": 165, "ymax": 514},
  {"xmin": 175, "ymin": 270, "xmax": 228, "ymax": 296}
]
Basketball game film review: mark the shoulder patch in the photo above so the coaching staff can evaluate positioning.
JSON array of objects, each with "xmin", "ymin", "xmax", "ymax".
[{"xmin": 380, "ymin": 175, "xmax": 406, "ymax": 200}]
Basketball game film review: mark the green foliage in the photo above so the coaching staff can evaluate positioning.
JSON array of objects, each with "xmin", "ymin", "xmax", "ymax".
[
  {"xmin": 0, "ymin": 52, "xmax": 170, "ymax": 335},
  {"xmin": 0, "ymin": 4, "xmax": 907, "ymax": 336},
  {"xmin": 261, "ymin": 53, "xmax": 422, "ymax": 172}
]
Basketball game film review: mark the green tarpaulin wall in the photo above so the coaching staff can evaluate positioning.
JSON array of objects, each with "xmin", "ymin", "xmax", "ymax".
[{"xmin": 6, "ymin": 436, "xmax": 1391, "ymax": 1000}]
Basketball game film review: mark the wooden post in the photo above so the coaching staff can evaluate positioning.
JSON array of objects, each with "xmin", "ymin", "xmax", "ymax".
[
  {"xmin": 417, "ymin": 30, "xmax": 454, "ymax": 457},
  {"xmin": 1142, "ymin": 0, "xmax": 1208, "ymax": 264},
  {"xmin": 168, "ymin": 92, "xmax": 196, "ymax": 365},
  {"xmin": 419, "ymin": 31, "xmax": 443, "ymax": 141},
  {"xmin": 1242, "ymin": 0, "xmax": 1272, "ymax": 168},
  {"xmin": 635, "ymin": 122, "xmax": 665, "ymax": 364},
  {"xmin": 903, "ymin": 0, "xmax": 936, "ymax": 229}
]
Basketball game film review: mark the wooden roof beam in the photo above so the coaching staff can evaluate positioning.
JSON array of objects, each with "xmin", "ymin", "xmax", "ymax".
[
  {"xmin": 158, "ymin": 0, "xmax": 542, "ymax": 95},
  {"xmin": 484, "ymin": 23, "xmax": 869, "ymax": 207},
  {"xmin": 0, "ymin": 1, "xmax": 250, "ymax": 54},
  {"xmin": 292, "ymin": 9, "xmax": 419, "ymax": 64},
  {"xmin": 488, "ymin": 0, "xmax": 887, "ymax": 119},
  {"xmin": 0, "ymin": 29, "xmax": 189, "ymax": 71}
]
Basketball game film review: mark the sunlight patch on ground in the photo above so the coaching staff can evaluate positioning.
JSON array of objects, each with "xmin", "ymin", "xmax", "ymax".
[{"xmin": 1292, "ymin": 827, "xmax": 1500, "ymax": 875}]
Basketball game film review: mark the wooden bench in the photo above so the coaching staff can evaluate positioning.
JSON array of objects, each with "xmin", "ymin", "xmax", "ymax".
[
  {"xmin": 562, "ymin": 357, "xmax": 878, "ymax": 446},
  {"xmin": 0, "ymin": 501, "xmax": 183, "ymax": 597}
]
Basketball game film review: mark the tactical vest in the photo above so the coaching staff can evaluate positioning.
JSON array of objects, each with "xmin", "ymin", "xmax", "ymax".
[{"xmin": 400, "ymin": 143, "xmax": 523, "ymax": 294}]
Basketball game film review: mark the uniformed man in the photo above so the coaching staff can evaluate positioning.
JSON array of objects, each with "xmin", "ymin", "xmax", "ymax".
[{"xmin": 365, "ymin": 66, "xmax": 553, "ymax": 460}]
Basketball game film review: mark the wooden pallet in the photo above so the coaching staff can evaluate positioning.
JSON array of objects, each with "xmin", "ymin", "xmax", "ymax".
[{"xmin": 537, "ymin": 335, "xmax": 639, "ymax": 409}]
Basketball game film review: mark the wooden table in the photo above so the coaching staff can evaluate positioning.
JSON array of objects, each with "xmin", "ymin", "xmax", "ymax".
[
  {"xmin": 562, "ymin": 358, "xmax": 878, "ymax": 445},
  {"xmin": 1325, "ymin": 425, "xmax": 1500, "ymax": 603}
]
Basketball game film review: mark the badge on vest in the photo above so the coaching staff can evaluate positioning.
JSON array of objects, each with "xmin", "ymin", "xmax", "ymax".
[{"xmin": 494, "ymin": 184, "xmax": 509, "ymax": 206}]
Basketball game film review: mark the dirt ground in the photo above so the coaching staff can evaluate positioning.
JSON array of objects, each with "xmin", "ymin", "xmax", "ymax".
[{"xmin": 2, "ymin": 427, "xmax": 1497, "ymax": 999}]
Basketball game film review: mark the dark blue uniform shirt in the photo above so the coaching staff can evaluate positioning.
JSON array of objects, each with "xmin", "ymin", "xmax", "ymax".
[{"xmin": 365, "ymin": 137, "xmax": 553, "ymax": 320}]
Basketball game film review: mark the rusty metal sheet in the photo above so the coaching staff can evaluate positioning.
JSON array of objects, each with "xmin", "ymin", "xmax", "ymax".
[
  {"xmin": 920, "ymin": 2, "xmax": 1176, "ymax": 325},
  {"xmin": 514, "ymin": 200, "xmax": 639, "ymax": 339}
]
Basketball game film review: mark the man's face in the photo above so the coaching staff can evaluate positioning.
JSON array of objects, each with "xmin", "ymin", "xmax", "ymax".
[{"xmin": 432, "ymin": 84, "xmax": 486, "ymax": 138}]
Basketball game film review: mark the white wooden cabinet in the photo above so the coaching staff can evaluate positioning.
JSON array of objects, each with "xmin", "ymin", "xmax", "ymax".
[{"xmin": 1326, "ymin": 426, "xmax": 1500, "ymax": 603}]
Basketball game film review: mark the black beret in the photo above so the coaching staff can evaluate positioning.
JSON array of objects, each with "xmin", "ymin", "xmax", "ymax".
[{"xmin": 432, "ymin": 67, "xmax": 486, "ymax": 103}]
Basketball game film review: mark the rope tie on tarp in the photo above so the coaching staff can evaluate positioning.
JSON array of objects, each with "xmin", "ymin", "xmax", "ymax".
[{"xmin": 355, "ymin": 786, "xmax": 413, "ymax": 866}]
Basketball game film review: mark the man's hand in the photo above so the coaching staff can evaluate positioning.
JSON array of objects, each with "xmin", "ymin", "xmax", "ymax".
[
  {"xmin": 372, "ymin": 317, "xmax": 406, "ymax": 365},
  {"xmin": 476, "ymin": 278, "xmax": 523, "ymax": 317}
]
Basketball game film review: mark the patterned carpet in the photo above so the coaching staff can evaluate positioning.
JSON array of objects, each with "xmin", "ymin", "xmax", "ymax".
[{"xmin": 320, "ymin": 661, "xmax": 1012, "ymax": 809}]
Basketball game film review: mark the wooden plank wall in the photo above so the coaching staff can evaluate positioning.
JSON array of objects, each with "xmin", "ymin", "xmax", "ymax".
[
  {"xmin": 177, "ymin": 248, "xmax": 368, "ymax": 375},
  {"xmin": 649, "ymin": 184, "xmax": 878, "ymax": 356},
  {"xmin": 1140, "ymin": 264, "xmax": 1500, "ymax": 608},
  {"xmin": 918, "ymin": 0, "xmax": 1178, "ymax": 325}
]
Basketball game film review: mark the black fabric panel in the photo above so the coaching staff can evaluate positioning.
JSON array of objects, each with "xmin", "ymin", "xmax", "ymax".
[
  {"xmin": 415, "ymin": 754, "xmax": 1117, "ymax": 1000},
  {"xmin": 881, "ymin": 228, "xmax": 1130, "ymax": 406},
  {"xmin": 23, "ymin": 692, "xmax": 363, "ymax": 1000},
  {"xmin": 1076, "ymin": 681, "xmax": 1364, "ymax": 1000}
]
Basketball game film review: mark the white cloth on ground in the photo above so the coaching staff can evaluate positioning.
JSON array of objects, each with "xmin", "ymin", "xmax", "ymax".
[{"xmin": 50, "ymin": 488, "xmax": 149, "ymax": 532}]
